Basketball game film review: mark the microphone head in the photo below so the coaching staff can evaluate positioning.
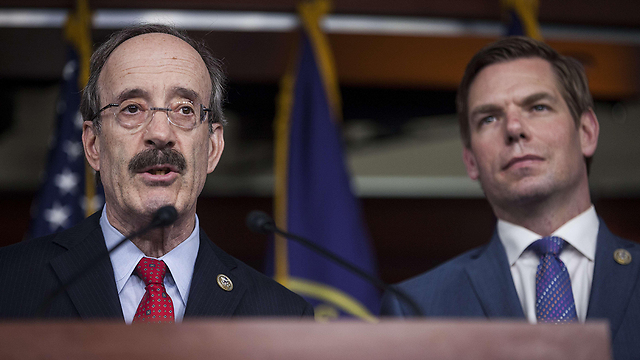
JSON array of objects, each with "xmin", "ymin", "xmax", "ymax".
[
  {"xmin": 246, "ymin": 210, "xmax": 275, "ymax": 234},
  {"xmin": 152, "ymin": 205, "xmax": 178, "ymax": 228}
]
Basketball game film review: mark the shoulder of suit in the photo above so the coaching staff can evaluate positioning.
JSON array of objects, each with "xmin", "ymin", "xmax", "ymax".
[
  {"xmin": 199, "ymin": 231, "xmax": 309, "ymax": 303},
  {"xmin": 599, "ymin": 220, "xmax": 640, "ymax": 252},
  {"xmin": 0, "ymin": 211, "xmax": 103, "ymax": 258},
  {"xmin": 227, "ymin": 250, "xmax": 303, "ymax": 297},
  {"xmin": 395, "ymin": 242, "xmax": 491, "ymax": 289}
]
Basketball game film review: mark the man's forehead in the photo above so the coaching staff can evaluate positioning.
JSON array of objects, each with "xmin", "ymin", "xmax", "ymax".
[
  {"xmin": 468, "ymin": 57, "xmax": 562, "ymax": 106},
  {"xmin": 474, "ymin": 57, "xmax": 555, "ymax": 85},
  {"xmin": 99, "ymin": 32, "xmax": 211, "ymax": 100},
  {"xmin": 115, "ymin": 32, "xmax": 194, "ymax": 55}
]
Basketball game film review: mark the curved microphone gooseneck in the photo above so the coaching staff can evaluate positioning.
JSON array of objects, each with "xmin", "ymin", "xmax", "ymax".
[{"xmin": 246, "ymin": 210, "xmax": 424, "ymax": 317}]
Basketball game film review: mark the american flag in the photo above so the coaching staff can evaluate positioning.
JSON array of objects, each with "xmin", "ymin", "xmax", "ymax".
[{"xmin": 29, "ymin": 0, "xmax": 103, "ymax": 239}]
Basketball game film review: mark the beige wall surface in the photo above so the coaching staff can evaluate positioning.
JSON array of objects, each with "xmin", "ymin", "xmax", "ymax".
[{"xmin": 1, "ymin": 86, "xmax": 638, "ymax": 198}]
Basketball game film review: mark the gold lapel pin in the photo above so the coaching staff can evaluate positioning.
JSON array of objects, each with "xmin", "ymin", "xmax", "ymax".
[
  {"xmin": 217, "ymin": 274, "xmax": 234, "ymax": 291},
  {"xmin": 613, "ymin": 249, "xmax": 632, "ymax": 265}
]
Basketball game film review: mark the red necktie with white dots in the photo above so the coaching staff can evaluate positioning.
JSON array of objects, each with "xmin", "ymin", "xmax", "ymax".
[{"xmin": 133, "ymin": 258, "xmax": 175, "ymax": 323}]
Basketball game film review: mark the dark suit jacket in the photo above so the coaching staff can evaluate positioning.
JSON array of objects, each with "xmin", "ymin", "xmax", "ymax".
[
  {"xmin": 380, "ymin": 221, "xmax": 640, "ymax": 360},
  {"xmin": 0, "ymin": 211, "xmax": 313, "ymax": 319}
]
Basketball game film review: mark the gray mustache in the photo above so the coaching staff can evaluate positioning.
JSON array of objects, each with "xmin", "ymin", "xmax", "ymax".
[{"xmin": 128, "ymin": 148, "xmax": 187, "ymax": 173}]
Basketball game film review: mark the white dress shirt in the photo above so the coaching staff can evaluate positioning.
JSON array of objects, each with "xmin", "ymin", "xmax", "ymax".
[
  {"xmin": 100, "ymin": 207, "xmax": 200, "ymax": 324},
  {"xmin": 498, "ymin": 206, "xmax": 599, "ymax": 323}
]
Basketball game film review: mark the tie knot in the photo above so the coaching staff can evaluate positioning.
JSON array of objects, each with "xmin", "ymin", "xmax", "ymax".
[
  {"xmin": 530, "ymin": 236, "xmax": 565, "ymax": 257},
  {"xmin": 135, "ymin": 258, "xmax": 167, "ymax": 286}
]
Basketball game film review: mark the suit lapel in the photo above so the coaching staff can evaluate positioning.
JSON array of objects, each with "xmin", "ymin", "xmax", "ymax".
[
  {"xmin": 49, "ymin": 212, "xmax": 123, "ymax": 319},
  {"xmin": 465, "ymin": 232, "xmax": 525, "ymax": 318},
  {"xmin": 184, "ymin": 232, "xmax": 247, "ymax": 317},
  {"xmin": 587, "ymin": 221, "xmax": 640, "ymax": 339}
]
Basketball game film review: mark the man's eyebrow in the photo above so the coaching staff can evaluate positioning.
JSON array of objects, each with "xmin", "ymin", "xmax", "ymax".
[
  {"xmin": 113, "ymin": 87, "xmax": 202, "ymax": 104},
  {"xmin": 469, "ymin": 104, "xmax": 502, "ymax": 119},
  {"xmin": 469, "ymin": 92, "xmax": 559, "ymax": 118},
  {"xmin": 520, "ymin": 92, "xmax": 558, "ymax": 106},
  {"xmin": 170, "ymin": 87, "xmax": 201, "ymax": 102},
  {"xmin": 115, "ymin": 88, "xmax": 149, "ymax": 103}
]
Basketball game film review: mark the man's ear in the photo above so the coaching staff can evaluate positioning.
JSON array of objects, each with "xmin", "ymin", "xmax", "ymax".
[
  {"xmin": 462, "ymin": 146, "xmax": 480, "ymax": 180},
  {"xmin": 207, "ymin": 123, "xmax": 224, "ymax": 174},
  {"xmin": 82, "ymin": 121, "xmax": 101, "ymax": 171},
  {"xmin": 579, "ymin": 108, "xmax": 599, "ymax": 158}
]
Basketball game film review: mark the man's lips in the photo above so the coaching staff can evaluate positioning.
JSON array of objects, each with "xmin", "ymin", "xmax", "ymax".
[
  {"xmin": 502, "ymin": 154, "xmax": 544, "ymax": 170},
  {"xmin": 137, "ymin": 164, "xmax": 180, "ymax": 177}
]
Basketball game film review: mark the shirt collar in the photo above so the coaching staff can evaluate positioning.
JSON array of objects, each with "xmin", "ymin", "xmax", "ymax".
[
  {"xmin": 498, "ymin": 205, "xmax": 599, "ymax": 265},
  {"xmin": 100, "ymin": 206, "xmax": 200, "ymax": 305}
]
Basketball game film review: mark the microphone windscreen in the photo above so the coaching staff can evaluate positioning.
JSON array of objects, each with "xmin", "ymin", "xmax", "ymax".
[
  {"xmin": 152, "ymin": 205, "xmax": 178, "ymax": 227},
  {"xmin": 246, "ymin": 210, "xmax": 275, "ymax": 234}
]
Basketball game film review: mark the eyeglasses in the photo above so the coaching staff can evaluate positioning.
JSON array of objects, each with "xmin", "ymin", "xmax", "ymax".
[{"xmin": 91, "ymin": 100, "xmax": 212, "ymax": 131}]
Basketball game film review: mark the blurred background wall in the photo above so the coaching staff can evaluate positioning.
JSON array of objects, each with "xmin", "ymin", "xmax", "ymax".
[{"xmin": 1, "ymin": 0, "xmax": 639, "ymax": 285}]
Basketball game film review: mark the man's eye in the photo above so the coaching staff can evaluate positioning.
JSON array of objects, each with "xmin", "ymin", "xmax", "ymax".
[
  {"xmin": 532, "ymin": 104, "xmax": 549, "ymax": 112},
  {"xmin": 122, "ymin": 104, "xmax": 141, "ymax": 114},
  {"xmin": 479, "ymin": 115, "xmax": 496, "ymax": 125},
  {"xmin": 178, "ymin": 106, "xmax": 194, "ymax": 115}
]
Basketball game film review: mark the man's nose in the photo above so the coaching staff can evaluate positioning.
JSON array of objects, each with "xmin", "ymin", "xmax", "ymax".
[
  {"xmin": 143, "ymin": 110, "xmax": 176, "ymax": 149},
  {"xmin": 504, "ymin": 110, "xmax": 529, "ymax": 144}
]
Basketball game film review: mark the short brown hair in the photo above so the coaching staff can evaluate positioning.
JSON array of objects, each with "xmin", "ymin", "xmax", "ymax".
[
  {"xmin": 80, "ymin": 23, "xmax": 227, "ymax": 133},
  {"xmin": 456, "ymin": 36, "xmax": 593, "ymax": 149}
]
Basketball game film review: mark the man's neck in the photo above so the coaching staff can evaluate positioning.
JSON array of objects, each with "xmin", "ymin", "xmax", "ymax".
[
  {"xmin": 492, "ymin": 183, "xmax": 592, "ymax": 236},
  {"xmin": 131, "ymin": 219, "xmax": 195, "ymax": 258},
  {"xmin": 106, "ymin": 205, "xmax": 196, "ymax": 258}
]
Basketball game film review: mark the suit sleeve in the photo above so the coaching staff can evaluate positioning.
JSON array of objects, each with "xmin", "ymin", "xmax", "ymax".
[
  {"xmin": 379, "ymin": 289, "xmax": 406, "ymax": 317},
  {"xmin": 302, "ymin": 302, "xmax": 315, "ymax": 317}
]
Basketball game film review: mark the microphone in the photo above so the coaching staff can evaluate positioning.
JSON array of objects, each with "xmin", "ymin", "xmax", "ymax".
[
  {"xmin": 246, "ymin": 210, "xmax": 424, "ymax": 317},
  {"xmin": 149, "ymin": 205, "xmax": 179, "ymax": 228},
  {"xmin": 246, "ymin": 210, "xmax": 276, "ymax": 234},
  {"xmin": 37, "ymin": 205, "xmax": 178, "ymax": 317}
]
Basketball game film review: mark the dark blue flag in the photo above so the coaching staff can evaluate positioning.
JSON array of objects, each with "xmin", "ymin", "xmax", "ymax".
[
  {"xmin": 271, "ymin": 0, "xmax": 380, "ymax": 321},
  {"xmin": 502, "ymin": 0, "xmax": 542, "ymax": 39}
]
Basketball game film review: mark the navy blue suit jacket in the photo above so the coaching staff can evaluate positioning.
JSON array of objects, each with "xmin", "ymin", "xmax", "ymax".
[
  {"xmin": 380, "ymin": 221, "xmax": 640, "ymax": 360},
  {"xmin": 0, "ymin": 211, "xmax": 313, "ymax": 319}
]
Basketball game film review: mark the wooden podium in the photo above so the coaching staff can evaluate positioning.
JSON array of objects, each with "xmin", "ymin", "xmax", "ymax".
[{"xmin": 0, "ymin": 319, "xmax": 611, "ymax": 360}]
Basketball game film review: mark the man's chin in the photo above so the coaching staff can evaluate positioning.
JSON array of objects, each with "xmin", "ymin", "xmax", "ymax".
[
  {"xmin": 484, "ymin": 177, "xmax": 553, "ymax": 205},
  {"xmin": 128, "ymin": 193, "xmax": 176, "ymax": 215},
  {"xmin": 503, "ymin": 182, "xmax": 554, "ymax": 205},
  {"xmin": 143, "ymin": 200, "xmax": 178, "ymax": 214}
]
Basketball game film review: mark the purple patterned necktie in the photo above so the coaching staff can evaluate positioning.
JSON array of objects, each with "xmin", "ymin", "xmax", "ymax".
[{"xmin": 530, "ymin": 236, "xmax": 578, "ymax": 323}]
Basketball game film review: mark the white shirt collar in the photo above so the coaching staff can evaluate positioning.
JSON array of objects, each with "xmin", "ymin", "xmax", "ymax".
[
  {"xmin": 498, "ymin": 205, "xmax": 599, "ymax": 265},
  {"xmin": 100, "ymin": 206, "xmax": 200, "ymax": 305}
]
